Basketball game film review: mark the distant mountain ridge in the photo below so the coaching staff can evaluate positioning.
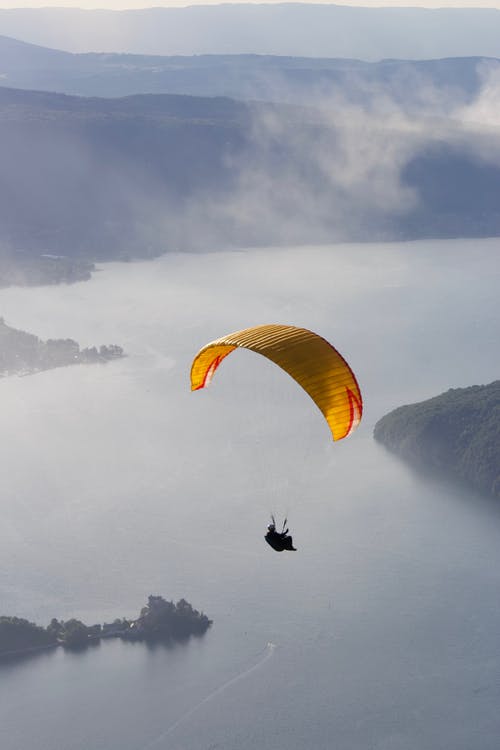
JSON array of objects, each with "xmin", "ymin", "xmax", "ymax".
[
  {"xmin": 1, "ymin": 5, "xmax": 500, "ymax": 59},
  {"xmin": 374, "ymin": 382, "xmax": 500, "ymax": 500},
  {"xmin": 0, "ymin": 35, "xmax": 493, "ymax": 110}
]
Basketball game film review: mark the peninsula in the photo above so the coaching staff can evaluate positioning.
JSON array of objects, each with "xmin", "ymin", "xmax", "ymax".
[
  {"xmin": 0, "ymin": 318, "xmax": 123, "ymax": 377},
  {"xmin": 373, "ymin": 381, "xmax": 500, "ymax": 499},
  {"xmin": 0, "ymin": 595, "xmax": 212, "ymax": 655},
  {"xmin": 0, "ymin": 249, "xmax": 94, "ymax": 288}
]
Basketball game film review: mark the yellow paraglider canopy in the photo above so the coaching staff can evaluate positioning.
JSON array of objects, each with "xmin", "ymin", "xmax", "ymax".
[{"xmin": 190, "ymin": 324, "xmax": 362, "ymax": 441}]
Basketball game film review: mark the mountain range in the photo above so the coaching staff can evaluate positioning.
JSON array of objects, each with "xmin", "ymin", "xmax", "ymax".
[
  {"xmin": 1, "ymin": 5, "xmax": 500, "ymax": 59},
  {"xmin": 1, "ymin": 29, "xmax": 500, "ymax": 280},
  {"xmin": 0, "ymin": 35, "xmax": 492, "ymax": 110}
]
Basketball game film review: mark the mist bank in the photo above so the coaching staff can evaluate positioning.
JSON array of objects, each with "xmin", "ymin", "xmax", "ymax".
[
  {"xmin": 0, "ymin": 36, "xmax": 491, "ymax": 110},
  {"xmin": 1, "ymin": 82, "xmax": 500, "ymax": 275},
  {"xmin": 0, "ymin": 87, "xmax": 249, "ymax": 263},
  {"xmin": 1, "ymin": 5, "xmax": 500, "ymax": 59},
  {"xmin": 374, "ymin": 381, "xmax": 500, "ymax": 500}
]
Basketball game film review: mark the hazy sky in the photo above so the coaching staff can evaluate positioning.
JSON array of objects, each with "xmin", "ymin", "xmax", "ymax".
[{"xmin": 1, "ymin": 1, "xmax": 500, "ymax": 11}]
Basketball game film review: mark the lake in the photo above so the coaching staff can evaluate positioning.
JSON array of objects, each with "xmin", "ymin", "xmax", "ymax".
[{"xmin": 0, "ymin": 238, "xmax": 499, "ymax": 750}]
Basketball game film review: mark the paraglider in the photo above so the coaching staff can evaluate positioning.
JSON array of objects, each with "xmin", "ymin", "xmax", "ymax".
[
  {"xmin": 265, "ymin": 516, "xmax": 296, "ymax": 552},
  {"xmin": 190, "ymin": 324, "xmax": 363, "ymax": 552},
  {"xmin": 190, "ymin": 324, "xmax": 362, "ymax": 441}
]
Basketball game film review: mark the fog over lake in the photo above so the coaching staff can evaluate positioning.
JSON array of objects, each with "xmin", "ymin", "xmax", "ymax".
[{"xmin": 0, "ymin": 238, "xmax": 499, "ymax": 750}]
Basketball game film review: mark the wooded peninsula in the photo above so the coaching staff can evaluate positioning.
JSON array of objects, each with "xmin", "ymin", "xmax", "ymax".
[
  {"xmin": 0, "ymin": 318, "xmax": 123, "ymax": 376},
  {"xmin": 0, "ymin": 595, "xmax": 212, "ymax": 656},
  {"xmin": 374, "ymin": 381, "xmax": 500, "ymax": 499}
]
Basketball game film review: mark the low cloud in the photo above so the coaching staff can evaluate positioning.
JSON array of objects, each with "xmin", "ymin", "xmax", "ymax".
[{"xmin": 176, "ymin": 63, "xmax": 500, "ymax": 248}]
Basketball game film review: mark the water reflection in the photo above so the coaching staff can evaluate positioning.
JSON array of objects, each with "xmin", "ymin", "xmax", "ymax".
[{"xmin": 0, "ymin": 645, "xmax": 58, "ymax": 673}]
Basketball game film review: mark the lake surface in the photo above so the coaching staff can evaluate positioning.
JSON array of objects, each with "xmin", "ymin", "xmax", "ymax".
[{"xmin": 0, "ymin": 238, "xmax": 499, "ymax": 750}]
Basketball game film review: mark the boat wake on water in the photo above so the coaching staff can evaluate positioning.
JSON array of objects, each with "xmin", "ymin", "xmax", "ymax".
[{"xmin": 141, "ymin": 642, "xmax": 277, "ymax": 749}]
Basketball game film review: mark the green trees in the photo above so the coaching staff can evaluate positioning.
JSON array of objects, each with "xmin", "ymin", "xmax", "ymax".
[
  {"xmin": 0, "ymin": 616, "xmax": 57, "ymax": 654},
  {"xmin": 133, "ymin": 595, "xmax": 212, "ymax": 640},
  {"xmin": 1, "ymin": 596, "xmax": 212, "ymax": 657},
  {"xmin": 60, "ymin": 619, "xmax": 90, "ymax": 649},
  {"xmin": 0, "ymin": 318, "xmax": 124, "ymax": 377},
  {"xmin": 374, "ymin": 381, "xmax": 500, "ymax": 498}
]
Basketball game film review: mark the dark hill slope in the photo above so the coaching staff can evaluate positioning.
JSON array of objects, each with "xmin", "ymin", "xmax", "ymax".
[
  {"xmin": 374, "ymin": 382, "xmax": 500, "ymax": 499},
  {"xmin": 0, "ymin": 87, "xmax": 251, "ymax": 258},
  {"xmin": 0, "ymin": 34, "xmax": 73, "ymax": 68}
]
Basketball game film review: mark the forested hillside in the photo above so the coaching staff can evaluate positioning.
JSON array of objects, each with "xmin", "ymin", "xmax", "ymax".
[
  {"xmin": 374, "ymin": 382, "xmax": 500, "ymax": 499},
  {"xmin": 0, "ymin": 87, "xmax": 250, "ymax": 261}
]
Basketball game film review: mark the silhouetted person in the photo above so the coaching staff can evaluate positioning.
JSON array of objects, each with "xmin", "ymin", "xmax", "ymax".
[{"xmin": 265, "ymin": 519, "xmax": 296, "ymax": 552}]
